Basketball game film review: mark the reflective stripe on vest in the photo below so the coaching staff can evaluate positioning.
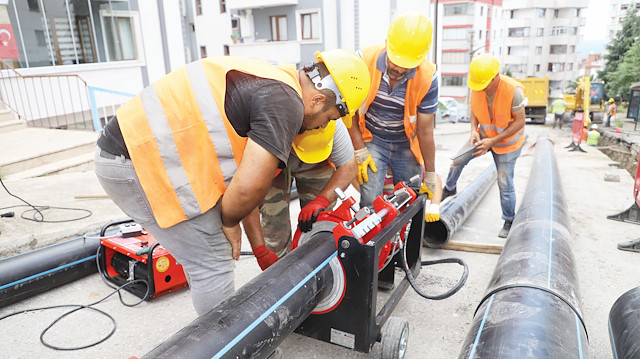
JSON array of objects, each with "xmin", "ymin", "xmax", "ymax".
[
  {"xmin": 471, "ymin": 74, "xmax": 524, "ymax": 154},
  {"xmin": 357, "ymin": 44, "xmax": 435, "ymax": 164},
  {"xmin": 117, "ymin": 57, "xmax": 301, "ymax": 228}
]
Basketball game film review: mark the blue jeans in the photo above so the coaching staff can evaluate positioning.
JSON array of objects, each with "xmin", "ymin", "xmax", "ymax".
[
  {"xmin": 360, "ymin": 136, "xmax": 422, "ymax": 208},
  {"xmin": 444, "ymin": 144, "xmax": 522, "ymax": 222}
]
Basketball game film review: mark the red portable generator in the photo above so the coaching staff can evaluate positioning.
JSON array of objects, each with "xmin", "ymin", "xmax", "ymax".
[{"xmin": 98, "ymin": 220, "xmax": 188, "ymax": 300}]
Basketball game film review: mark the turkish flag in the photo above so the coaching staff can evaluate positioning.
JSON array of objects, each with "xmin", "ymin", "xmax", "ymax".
[{"xmin": 0, "ymin": 24, "xmax": 19, "ymax": 59}]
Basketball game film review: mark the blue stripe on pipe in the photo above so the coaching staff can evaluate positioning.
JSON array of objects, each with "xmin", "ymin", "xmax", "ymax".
[
  {"xmin": 609, "ymin": 318, "xmax": 619, "ymax": 359},
  {"xmin": 468, "ymin": 294, "xmax": 495, "ymax": 359},
  {"xmin": 212, "ymin": 251, "xmax": 338, "ymax": 359},
  {"xmin": 574, "ymin": 312, "xmax": 584, "ymax": 359},
  {"xmin": 547, "ymin": 153, "xmax": 554, "ymax": 288},
  {"xmin": 0, "ymin": 255, "xmax": 97, "ymax": 291}
]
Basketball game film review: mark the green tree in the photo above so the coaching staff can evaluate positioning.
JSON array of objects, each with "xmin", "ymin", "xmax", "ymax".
[
  {"xmin": 599, "ymin": 7, "xmax": 640, "ymax": 95},
  {"xmin": 607, "ymin": 40, "xmax": 640, "ymax": 101}
]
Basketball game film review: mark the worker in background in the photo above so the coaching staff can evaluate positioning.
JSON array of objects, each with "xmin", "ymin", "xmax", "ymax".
[
  {"xmin": 243, "ymin": 118, "xmax": 356, "ymax": 270},
  {"xmin": 93, "ymin": 50, "xmax": 370, "ymax": 316},
  {"xmin": 551, "ymin": 97, "xmax": 567, "ymax": 129},
  {"xmin": 587, "ymin": 124, "xmax": 600, "ymax": 146},
  {"xmin": 349, "ymin": 11, "xmax": 443, "ymax": 224},
  {"xmin": 606, "ymin": 98, "xmax": 617, "ymax": 127},
  {"xmin": 441, "ymin": 53, "xmax": 526, "ymax": 238}
]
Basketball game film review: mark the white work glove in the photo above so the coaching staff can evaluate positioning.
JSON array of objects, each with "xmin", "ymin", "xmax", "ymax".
[
  {"xmin": 424, "ymin": 200, "xmax": 440, "ymax": 223},
  {"xmin": 419, "ymin": 172, "xmax": 437, "ymax": 199},
  {"xmin": 355, "ymin": 148, "xmax": 377, "ymax": 185}
]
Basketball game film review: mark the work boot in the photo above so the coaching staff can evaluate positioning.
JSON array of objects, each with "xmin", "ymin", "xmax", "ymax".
[
  {"xmin": 498, "ymin": 221, "xmax": 512, "ymax": 238},
  {"xmin": 441, "ymin": 187, "xmax": 457, "ymax": 201},
  {"xmin": 618, "ymin": 238, "xmax": 640, "ymax": 253}
]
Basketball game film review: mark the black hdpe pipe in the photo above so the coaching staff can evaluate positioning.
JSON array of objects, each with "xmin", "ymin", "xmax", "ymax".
[
  {"xmin": 423, "ymin": 164, "xmax": 497, "ymax": 248},
  {"xmin": 609, "ymin": 286, "xmax": 640, "ymax": 358},
  {"xmin": 142, "ymin": 230, "xmax": 336, "ymax": 359},
  {"xmin": 0, "ymin": 220, "xmax": 125, "ymax": 308},
  {"xmin": 458, "ymin": 133, "xmax": 589, "ymax": 358}
]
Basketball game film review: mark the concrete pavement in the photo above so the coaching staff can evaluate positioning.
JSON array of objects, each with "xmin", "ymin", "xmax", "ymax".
[{"xmin": 1, "ymin": 118, "xmax": 639, "ymax": 358}]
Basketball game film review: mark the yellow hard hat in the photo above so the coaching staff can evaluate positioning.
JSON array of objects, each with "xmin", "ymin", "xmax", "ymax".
[
  {"xmin": 609, "ymin": 98, "xmax": 615, "ymax": 103},
  {"xmin": 292, "ymin": 120, "xmax": 336, "ymax": 163},
  {"xmin": 314, "ymin": 49, "xmax": 370, "ymax": 128},
  {"xmin": 468, "ymin": 53, "xmax": 500, "ymax": 91},
  {"xmin": 387, "ymin": 12, "xmax": 433, "ymax": 69}
]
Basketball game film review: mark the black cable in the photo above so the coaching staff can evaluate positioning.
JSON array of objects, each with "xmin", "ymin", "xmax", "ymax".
[
  {"xmin": 0, "ymin": 177, "xmax": 92, "ymax": 222},
  {"xmin": 399, "ymin": 239, "xmax": 469, "ymax": 300}
]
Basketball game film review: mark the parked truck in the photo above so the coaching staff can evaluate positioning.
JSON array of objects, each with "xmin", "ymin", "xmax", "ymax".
[{"xmin": 516, "ymin": 76, "xmax": 549, "ymax": 124}]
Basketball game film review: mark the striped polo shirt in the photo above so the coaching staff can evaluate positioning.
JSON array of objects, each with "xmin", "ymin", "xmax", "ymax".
[{"xmin": 361, "ymin": 49, "xmax": 439, "ymax": 142}]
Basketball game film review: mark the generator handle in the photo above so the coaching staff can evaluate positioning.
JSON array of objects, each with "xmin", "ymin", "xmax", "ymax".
[{"xmin": 100, "ymin": 219, "xmax": 135, "ymax": 237}]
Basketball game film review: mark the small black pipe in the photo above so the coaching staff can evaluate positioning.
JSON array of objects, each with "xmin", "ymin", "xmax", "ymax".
[
  {"xmin": 423, "ymin": 164, "xmax": 497, "ymax": 248},
  {"xmin": 141, "ymin": 230, "xmax": 337, "ymax": 359},
  {"xmin": 458, "ymin": 133, "xmax": 589, "ymax": 358},
  {"xmin": 609, "ymin": 286, "xmax": 640, "ymax": 358},
  {"xmin": 0, "ymin": 235, "xmax": 100, "ymax": 308}
]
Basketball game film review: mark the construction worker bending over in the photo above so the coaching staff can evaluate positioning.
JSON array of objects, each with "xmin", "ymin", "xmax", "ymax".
[
  {"xmin": 94, "ymin": 50, "xmax": 370, "ymax": 316},
  {"xmin": 441, "ymin": 53, "xmax": 526, "ymax": 238},
  {"xmin": 243, "ymin": 119, "xmax": 357, "ymax": 270},
  {"xmin": 349, "ymin": 11, "xmax": 443, "ymax": 224}
]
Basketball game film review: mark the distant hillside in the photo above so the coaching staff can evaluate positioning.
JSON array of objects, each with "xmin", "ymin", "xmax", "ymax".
[{"xmin": 577, "ymin": 39, "xmax": 608, "ymax": 55}]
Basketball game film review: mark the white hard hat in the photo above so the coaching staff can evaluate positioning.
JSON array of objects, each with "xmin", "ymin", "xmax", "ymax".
[{"xmin": 591, "ymin": 124, "xmax": 598, "ymax": 130}]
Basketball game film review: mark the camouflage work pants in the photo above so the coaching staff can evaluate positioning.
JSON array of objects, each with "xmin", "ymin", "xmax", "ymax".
[{"xmin": 260, "ymin": 163, "xmax": 336, "ymax": 258}]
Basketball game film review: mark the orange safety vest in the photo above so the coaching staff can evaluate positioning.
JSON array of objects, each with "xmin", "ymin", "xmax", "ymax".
[
  {"xmin": 358, "ymin": 45, "xmax": 436, "ymax": 165},
  {"xmin": 116, "ymin": 57, "xmax": 302, "ymax": 228},
  {"xmin": 471, "ymin": 74, "xmax": 525, "ymax": 154}
]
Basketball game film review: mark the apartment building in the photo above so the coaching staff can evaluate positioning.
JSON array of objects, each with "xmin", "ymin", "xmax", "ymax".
[
  {"xmin": 501, "ymin": 0, "xmax": 587, "ymax": 98},
  {"xmin": 434, "ymin": 0, "xmax": 504, "ymax": 101},
  {"xmin": 608, "ymin": 0, "xmax": 640, "ymax": 38}
]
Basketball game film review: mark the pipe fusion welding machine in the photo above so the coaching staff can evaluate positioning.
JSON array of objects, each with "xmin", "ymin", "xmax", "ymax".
[
  {"xmin": 98, "ymin": 220, "xmax": 188, "ymax": 300},
  {"xmin": 141, "ymin": 176, "xmax": 468, "ymax": 359}
]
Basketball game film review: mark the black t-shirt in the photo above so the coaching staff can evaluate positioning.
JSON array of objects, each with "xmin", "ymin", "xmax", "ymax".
[{"xmin": 97, "ymin": 70, "xmax": 304, "ymax": 167}]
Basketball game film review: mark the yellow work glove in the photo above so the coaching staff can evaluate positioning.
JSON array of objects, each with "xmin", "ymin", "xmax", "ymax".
[
  {"xmin": 355, "ymin": 148, "xmax": 377, "ymax": 185},
  {"xmin": 424, "ymin": 200, "xmax": 440, "ymax": 222},
  {"xmin": 418, "ymin": 172, "xmax": 437, "ymax": 199}
]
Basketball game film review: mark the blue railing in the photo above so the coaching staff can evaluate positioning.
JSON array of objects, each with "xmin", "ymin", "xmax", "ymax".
[{"xmin": 87, "ymin": 86, "xmax": 134, "ymax": 131}]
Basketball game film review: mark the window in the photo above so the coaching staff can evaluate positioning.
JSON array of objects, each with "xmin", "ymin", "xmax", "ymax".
[
  {"xmin": 550, "ymin": 45, "xmax": 567, "ymax": 54},
  {"xmin": 442, "ymin": 52, "xmax": 469, "ymax": 64},
  {"xmin": 567, "ymin": 63, "xmax": 573, "ymax": 71},
  {"xmin": 196, "ymin": 0, "xmax": 202, "ymax": 15},
  {"xmin": 535, "ymin": 46, "xmax": 542, "ymax": 54},
  {"xmin": 200, "ymin": 46, "xmax": 207, "ymax": 58},
  {"xmin": 478, "ymin": 29, "xmax": 482, "ymax": 39},
  {"xmin": 573, "ymin": 8, "xmax": 580, "ymax": 17},
  {"xmin": 569, "ymin": 45, "xmax": 575, "ymax": 53},
  {"xmin": 444, "ymin": 4, "xmax": 474, "ymax": 15},
  {"xmin": 537, "ymin": 28, "xmax": 544, "ymax": 36},
  {"xmin": 270, "ymin": 15, "xmax": 288, "ymax": 41},
  {"xmin": 535, "ymin": 64, "xmax": 541, "ymax": 72},
  {"xmin": 538, "ymin": 8, "xmax": 546, "ymax": 17},
  {"xmin": 570, "ymin": 27, "xmax": 578, "ymax": 35},
  {"xmin": 507, "ymin": 46, "xmax": 511, "ymax": 55},
  {"xmin": 552, "ymin": 26, "xmax": 567, "ymax": 35},
  {"xmin": 548, "ymin": 62, "xmax": 565, "ymax": 72},
  {"xmin": 554, "ymin": 9, "xmax": 559, "ymax": 18},
  {"xmin": 442, "ymin": 75, "xmax": 466, "ymax": 87},
  {"xmin": 508, "ymin": 64, "xmax": 527, "ymax": 73},
  {"xmin": 28, "ymin": 0, "xmax": 39, "ymax": 11},
  {"xmin": 480, "ymin": 6, "xmax": 483, "ymax": 16},
  {"xmin": 220, "ymin": 0, "xmax": 226, "ymax": 13},
  {"xmin": 442, "ymin": 27, "xmax": 469, "ymax": 40},
  {"xmin": 621, "ymin": 4, "xmax": 629, "ymax": 10},
  {"xmin": 508, "ymin": 27, "xmax": 530, "ymax": 37},
  {"xmin": 35, "ymin": 30, "xmax": 46, "ymax": 47},
  {"xmin": 488, "ymin": 6, "xmax": 491, "ymax": 18},
  {"xmin": 299, "ymin": 11, "xmax": 320, "ymax": 40},
  {"xmin": 637, "ymin": 3, "xmax": 640, "ymax": 9},
  {"xmin": 510, "ymin": 10, "xmax": 515, "ymax": 19},
  {"xmin": 550, "ymin": 80, "xmax": 562, "ymax": 90}
]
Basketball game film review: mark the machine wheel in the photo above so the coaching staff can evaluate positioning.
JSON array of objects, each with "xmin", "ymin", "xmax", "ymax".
[{"xmin": 381, "ymin": 317, "xmax": 409, "ymax": 359}]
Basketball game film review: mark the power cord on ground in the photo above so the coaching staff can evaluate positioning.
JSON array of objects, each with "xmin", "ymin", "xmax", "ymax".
[
  {"xmin": 399, "ymin": 239, "xmax": 469, "ymax": 300},
  {"xmin": 0, "ymin": 234, "xmax": 150, "ymax": 351},
  {"xmin": 0, "ymin": 176, "xmax": 92, "ymax": 222}
]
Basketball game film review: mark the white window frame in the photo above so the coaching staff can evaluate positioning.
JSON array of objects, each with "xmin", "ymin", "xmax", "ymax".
[
  {"xmin": 99, "ymin": 9, "xmax": 141, "ymax": 62},
  {"xmin": 295, "ymin": 8, "xmax": 322, "ymax": 43}
]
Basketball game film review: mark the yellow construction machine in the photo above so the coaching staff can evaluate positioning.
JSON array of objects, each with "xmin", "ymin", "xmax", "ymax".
[{"xmin": 563, "ymin": 77, "xmax": 607, "ymax": 124}]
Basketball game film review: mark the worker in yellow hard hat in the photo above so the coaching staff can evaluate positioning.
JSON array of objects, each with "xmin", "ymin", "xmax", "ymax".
[
  {"xmin": 606, "ymin": 97, "xmax": 617, "ymax": 127},
  {"xmin": 348, "ymin": 11, "xmax": 443, "ymax": 230},
  {"xmin": 94, "ymin": 48, "xmax": 369, "ymax": 319},
  {"xmin": 441, "ymin": 53, "xmax": 527, "ymax": 238},
  {"xmin": 242, "ymin": 117, "xmax": 358, "ymax": 269}
]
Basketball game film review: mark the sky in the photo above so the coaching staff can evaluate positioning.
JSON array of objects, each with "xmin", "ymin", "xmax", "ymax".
[{"xmin": 584, "ymin": 0, "xmax": 610, "ymax": 41}]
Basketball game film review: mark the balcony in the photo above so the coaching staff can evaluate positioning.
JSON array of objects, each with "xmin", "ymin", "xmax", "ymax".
[
  {"xmin": 228, "ymin": 41, "xmax": 301, "ymax": 64},
  {"xmin": 227, "ymin": 0, "xmax": 298, "ymax": 10}
]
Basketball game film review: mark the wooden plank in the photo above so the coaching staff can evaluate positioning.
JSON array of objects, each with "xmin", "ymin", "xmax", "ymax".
[
  {"xmin": 440, "ymin": 241, "xmax": 503, "ymax": 254},
  {"xmin": 75, "ymin": 194, "xmax": 109, "ymax": 199}
]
